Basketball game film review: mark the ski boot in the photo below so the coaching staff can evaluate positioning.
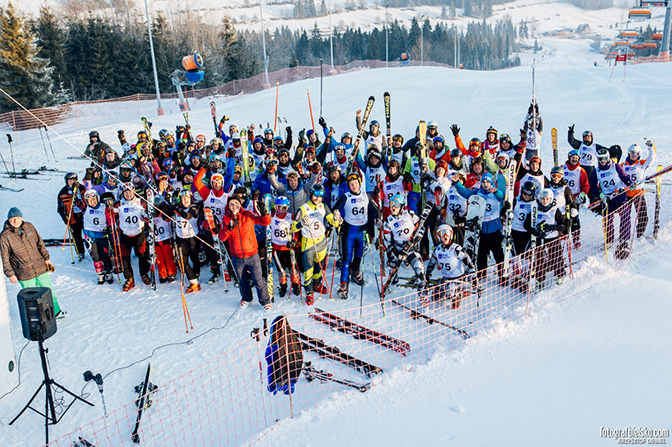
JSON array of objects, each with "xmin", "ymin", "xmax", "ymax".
[
  {"xmin": 305, "ymin": 292, "xmax": 315, "ymax": 306},
  {"xmin": 239, "ymin": 300, "xmax": 249, "ymax": 308},
  {"xmin": 105, "ymin": 271, "xmax": 114, "ymax": 284},
  {"xmin": 314, "ymin": 281, "xmax": 328, "ymax": 295},
  {"xmin": 78, "ymin": 252, "xmax": 85, "ymax": 262},
  {"xmin": 615, "ymin": 241, "xmax": 630, "ymax": 260},
  {"xmin": 264, "ymin": 303, "xmax": 272, "ymax": 311},
  {"xmin": 186, "ymin": 281, "xmax": 201, "ymax": 293},
  {"xmin": 279, "ymin": 282, "xmax": 288, "ymax": 298},
  {"xmin": 208, "ymin": 271, "xmax": 221, "ymax": 284},
  {"xmin": 97, "ymin": 272, "xmax": 106, "ymax": 285},
  {"xmin": 141, "ymin": 274, "xmax": 151, "ymax": 286},
  {"xmin": 123, "ymin": 278, "xmax": 135, "ymax": 292},
  {"xmin": 338, "ymin": 282, "xmax": 348, "ymax": 300},
  {"xmin": 167, "ymin": 275, "xmax": 176, "ymax": 283},
  {"xmin": 159, "ymin": 276, "xmax": 167, "ymax": 284},
  {"xmin": 416, "ymin": 273, "xmax": 427, "ymax": 290},
  {"xmin": 292, "ymin": 282, "xmax": 301, "ymax": 296},
  {"xmin": 351, "ymin": 271, "xmax": 364, "ymax": 286}
]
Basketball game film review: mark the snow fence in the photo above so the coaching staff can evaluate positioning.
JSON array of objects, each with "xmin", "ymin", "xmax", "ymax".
[{"xmin": 46, "ymin": 185, "xmax": 672, "ymax": 447}]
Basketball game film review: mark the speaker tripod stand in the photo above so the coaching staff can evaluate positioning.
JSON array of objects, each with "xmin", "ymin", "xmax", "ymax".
[{"xmin": 9, "ymin": 339, "xmax": 94, "ymax": 445}]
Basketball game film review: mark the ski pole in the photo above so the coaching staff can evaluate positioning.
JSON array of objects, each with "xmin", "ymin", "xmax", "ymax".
[
  {"xmin": 274, "ymin": 82, "xmax": 279, "ymax": 133},
  {"xmin": 250, "ymin": 328, "xmax": 269, "ymax": 426},
  {"xmin": 6, "ymin": 134, "xmax": 16, "ymax": 174},
  {"xmin": 38, "ymin": 126, "xmax": 50, "ymax": 162},
  {"xmin": 62, "ymin": 186, "xmax": 78, "ymax": 250},
  {"xmin": 307, "ymin": 90, "xmax": 315, "ymax": 132},
  {"xmin": 365, "ymin": 234, "xmax": 384, "ymax": 317},
  {"xmin": 0, "ymin": 149, "xmax": 10, "ymax": 177},
  {"xmin": 44, "ymin": 126, "xmax": 56, "ymax": 159},
  {"xmin": 329, "ymin": 226, "xmax": 341, "ymax": 300},
  {"xmin": 273, "ymin": 250, "xmax": 286, "ymax": 296},
  {"xmin": 177, "ymin": 246, "xmax": 194, "ymax": 332}
]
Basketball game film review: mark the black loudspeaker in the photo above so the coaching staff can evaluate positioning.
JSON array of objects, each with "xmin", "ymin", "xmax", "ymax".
[{"xmin": 17, "ymin": 287, "xmax": 57, "ymax": 341}]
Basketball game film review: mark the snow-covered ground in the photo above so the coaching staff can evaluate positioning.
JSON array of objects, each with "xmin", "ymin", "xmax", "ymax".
[{"xmin": 1, "ymin": 10, "xmax": 672, "ymax": 447}]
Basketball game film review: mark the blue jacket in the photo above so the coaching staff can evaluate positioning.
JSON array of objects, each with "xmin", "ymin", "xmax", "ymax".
[{"xmin": 454, "ymin": 181, "xmax": 505, "ymax": 234}]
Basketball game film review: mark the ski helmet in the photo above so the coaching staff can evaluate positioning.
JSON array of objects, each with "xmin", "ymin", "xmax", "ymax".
[
  {"xmin": 346, "ymin": 172, "xmax": 362, "ymax": 184},
  {"xmin": 521, "ymin": 181, "xmax": 537, "ymax": 197},
  {"xmin": 286, "ymin": 171, "xmax": 300, "ymax": 180},
  {"xmin": 275, "ymin": 196, "xmax": 290, "ymax": 209},
  {"xmin": 162, "ymin": 159, "xmax": 174, "ymax": 170},
  {"xmin": 334, "ymin": 143, "xmax": 346, "ymax": 153},
  {"xmin": 179, "ymin": 188, "xmax": 193, "ymax": 199},
  {"xmin": 392, "ymin": 134, "xmax": 404, "ymax": 143},
  {"xmin": 628, "ymin": 143, "xmax": 642, "ymax": 158},
  {"xmin": 158, "ymin": 129, "xmax": 168, "ymax": 140},
  {"xmin": 306, "ymin": 129, "xmax": 315, "ymax": 137},
  {"xmin": 450, "ymin": 148, "xmax": 462, "ymax": 158},
  {"xmin": 499, "ymin": 134, "xmax": 512, "ymax": 146},
  {"xmin": 496, "ymin": 152, "xmax": 510, "ymax": 169},
  {"xmin": 568, "ymin": 149, "xmax": 580, "ymax": 159},
  {"xmin": 156, "ymin": 171, "xmax": 169, "ymax": 181},
  {"xmin": 341, "ymin": 132, "xmax": 353, "ymax": 142},
  {"xmin": 121, "ymin": 182, "xmax": 135, "ymax": 192},
  {"xmin": 427, "ymin": 120, "xmax": 438, "ymax": 130},
  {"xmin": 229, "ymin": 124, "xmax": 239, "ymax": 134},
  {"xmin": 310, "ymin": 183, "xmax": 325, "ymax": 198},
  {"xmin": 253, "ymin": 137, "xmax": 264, "ymax": 146},
  {"xmin": 277, "ymin": 148, "xmax": 290, "ymax": 158},
  {"xmin": 433, "ymin": 135, "xmax": 445, "ymax": 146},
  {"xmin": 211, "ymin": 172, "xmax": 224, "ymax": 184},
  {"xmin": 437, "ymin": 224, "xmax": 453, "ymax": 242},
  {"xmin": 550, "ymin": 166, "xmax": 564, "ymax": 179},
  {"xmin": 234, "ymin": 165, "xmax": 242, "ymax": 175},
  {"xmin": 435, "ymin": 160, "xmax": 448, "ymax": 174},
  {"xmin": 64, "ymin": 172, "xmax": 78, "ymax": 182},
  {"xmin": 137, "ymin": 131, "xmax": 147, "ymax": 140},
  {"xmin": 209, "ymin": 153, "xmax": 222, "ymax": 164},
  {"xmin": 305, "ymin": 146, "xmax": 316, "ymax": 154},
  {"xmin": 196, "ymin": 134, "xmax": 206, "ymax": 143},
  {"xmin": 370, "ymin": 120, "xmax": 380, "ymax": 128},
  {"xmin": 83, "ymin": 189, "xmax": 99, "ymax": 201},
  {"xmin": 231, "ymin": 132, "xmax": 241, "ymax": 141},
  {"xmin": 530, "ymin": 156, "xmax": 542, "ymax": 167},
  {"xmin": 469, "ymin": 138, "xmax": 481, "ymax": 148},
  {"xmin": 89, "ymin": 130, "xmax": 100, "ymax": 140},
  {"xmin": 486, "ymin": 126, "xmax": 498, "ymax": 138},
  {"xmin": 274, "ymin": 136, "xmax": 284, "ymax": 145},
  {"xmin": 596, "ymin": 147, "xmax": 610, "ymax": 163},
  {"xmin": 119, "ymin": 160, "xmax": 133, "ymax": 171},
  {"xmin": 210, "ymin": 138, "xmax": 222, "ymax": 147},
  {"xmin": 264, "ymin": 127, "xmax": 274, "ymax": 136},
  {"xmin": 367, "ymin": 145, "xmax": 381, "ymax": 160},
  {"xmin": 390, "ymin": 193, "xmax": 406, "ymax": 207},
  {"xmin": 328, "ymin": 163, "xmax": 341, "ymax": 174},
  {"xmin": 539, "ymin": 188, "xmax": 554, "ymax": 201}
]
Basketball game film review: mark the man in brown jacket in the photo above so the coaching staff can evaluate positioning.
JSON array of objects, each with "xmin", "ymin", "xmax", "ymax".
[{"xmin": 0, "ymin": 207, "xmax": 64, "ymax": 317}]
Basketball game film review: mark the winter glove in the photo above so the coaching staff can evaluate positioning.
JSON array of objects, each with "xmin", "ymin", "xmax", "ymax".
[
  {"xmin": 403, "ymin": 172, "xmax": 414, "ymax": 186},
  {"xmin": 301, "ymin": 214, "xmax": 311, "ymax": 227},
  {"xmin": 373, "ymin": 184, "xmax": 381, "ymax": 196},
  {"xmin": 286, "ymin": 240, "xmax": 297, "ymax": 249},
  {"xmin": 298, "ymin": 129, "xmax": 306, "ymax": 142},
  {"xmin": 528, "ymin": 104, "xmax": 534, "ymax": 115},
  {"xmin": 104, "ymin": 226, "xmax": 113, "ymax": 236},
  {"xmin": 318, "ymin": 117, "xmax": 327, "ymax": 129},
  {"xmin": 644, "ymin": 138, "xmax": 653, "ymax": 148},
  {"xmin": 536, "ymin": 221, "xmax": 546, "ymax": 232},
  {"xmin": 311, "ymin": 163, "xmax": 322, "ymax": 175},
  {"xmin": 220, "ymin": 115, "xmax": 229, "ymax": 124},
  {"xmin": 570, "ymin": 208, "xmax": 579, "ymax": 218},
  {"xmin": 251, "ymin": 190, "xmax": 261, "ymax": 201},
  {"xmin": 228, "ymin": 217, "xmax": 239, "ymax": 230},
  {"xmin": 450, "ymin": 124, "xmax": 460, "ymax": 137},
  {"xmin": 227, "ymin": 146, "xmax": 236, "ymax": 158},
  {"xmin": 286, "ymin": 126, "xmax": 292, "ymax": 136},
  {"xmin": 568, "ymin": 124, "xmax": 575, "ymax": 134},
  {"xmin": 576, "ymin": 192, "xmax": 587, "ymax": 204},
  {"xmin": 257, "ymin": 200, "xmax": 267, "ymax": 217},
  {"xmin": 520, "ymin": 128, "xmax": 527, "ymax": 140}
]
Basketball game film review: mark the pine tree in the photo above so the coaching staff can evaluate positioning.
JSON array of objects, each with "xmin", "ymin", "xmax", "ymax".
[{"xmin": 0, "ymin": 2, "xmax": 60, "ymax": 112}]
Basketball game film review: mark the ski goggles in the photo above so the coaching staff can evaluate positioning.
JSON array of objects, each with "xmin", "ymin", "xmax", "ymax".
[
  {"xmin": 551, "ymin": 173, "xmax": 563, "ymax": 181},
  {"xmin": 392, "ymin": 135, "xmax": 403, "ymax": 142},
  {"xmin": 65, "ymin": 173, "xmax": 78, "ymax": 181},
  {"xmin": 521, "ymin": 189, "xmax": 534, "ymax": 197},
  {"xmin": 156, "ymin": 173, "xmax": 169, "ymax": 181},
  {"xmin": 312, "ymin": 189, "xmax": 325, "ymax": 198}
]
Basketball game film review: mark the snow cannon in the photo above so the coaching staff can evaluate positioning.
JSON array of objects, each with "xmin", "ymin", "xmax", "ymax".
[{"xmin": 170, "ymin": 53, "xmax": 205, "ymax": 112}]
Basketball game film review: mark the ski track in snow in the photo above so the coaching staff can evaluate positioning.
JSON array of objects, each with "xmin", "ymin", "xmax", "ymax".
[{"xmin": 1, "ymin": 12, "xmax": 672, "ymax": 446}]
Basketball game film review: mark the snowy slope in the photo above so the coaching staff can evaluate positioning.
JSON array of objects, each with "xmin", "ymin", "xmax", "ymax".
[{"xmin": 0, "ymin": 24, "xmax": 671, "ymax": 447}]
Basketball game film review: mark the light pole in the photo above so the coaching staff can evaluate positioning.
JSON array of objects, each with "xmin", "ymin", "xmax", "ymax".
[
  {"xmin": 329, "ymin": 0, "xmax": 334, "ymax": 69},
  {"xmin": 385, "ymin": 5, "xmax": 389, "ymax": 68},
  {"xmin": 144, "ymin": 0, "xmax": 163, "ymax": 115},
  {"xmin": 420, "ymin": 15, "xmax": 425, "ymax": 66},
  {"xmin": 260, "ymin": 0, "xmax": 270, "ymax": 88}
]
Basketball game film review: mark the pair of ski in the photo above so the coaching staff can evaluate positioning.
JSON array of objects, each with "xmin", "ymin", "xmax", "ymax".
[
  {"xmin": 210, "ymin": 101, "xmax": 252, "ymax": 185},
  {"xmin": 391, "ymin": 299, "xmax": 470, "ymax": 340},
  {"xmin": 130, "ymin": 363, "xmax": 158, "ymax": 444},
  {"xmin": 0, "ymin": 183, "xmax": 23, "ymax": 192},
  {"xmin": 296, "ymin": 330, "xmax": 383, "ymax": 378},
  {"xmin": 203, "ymin": 207, "xmax": 232, "ymax": 291},
  {"xmin": 310, "ymin": 308, "xmax": 411, "ymax": 356}
]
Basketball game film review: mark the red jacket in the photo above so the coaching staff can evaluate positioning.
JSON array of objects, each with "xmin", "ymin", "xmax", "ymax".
[{"xmin": 218, "ymin": 208, "xmax": 271, "ymax": 259}]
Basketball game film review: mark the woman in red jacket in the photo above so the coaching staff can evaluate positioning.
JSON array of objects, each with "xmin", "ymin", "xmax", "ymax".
[{"xmin": 219, "ymin": 195, "xmax": 273, "ymax": 310}]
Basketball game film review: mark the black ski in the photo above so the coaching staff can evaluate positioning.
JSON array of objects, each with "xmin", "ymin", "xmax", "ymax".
[
  {"xmin": 303, "ymin": 362, "xmax": 370, "ymax": 392},
  {"xmin": 1, "ymin": 174, "xmax": 50, "ymax": 181},
  {"xmin": 384, "ymin": 92, "xmax": 391, "ymax": 161},
  {"xmin": 391, "ymin": 299, "xmax": 470, "ymax": 340},
  {"xmin": 381, "ymin": 203, "xmax": 434, "ymax": 297},
  {"xmin": 145, "ymin": 190, "xmax": 157, "ymax": 290},
  {"xmin": 310, "ymin": 308, "xmax": 410, "ymax": 356},
  {"xmin": 131, "ymin": 363, "xmax": 157, "ymax": 444},
  {"xmin": 653, "ymin": 164, "xmax": 662, "ymax": 239},
  {"xmin": 73, "ymin": 437, "xmax": 96, "ymax": 447},
  {"xmin": 296, "ymin": 331, "xmax": 383, "ymax": 377}
]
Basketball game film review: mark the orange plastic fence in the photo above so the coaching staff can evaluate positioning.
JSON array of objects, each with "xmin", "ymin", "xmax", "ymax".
[
  {"xmin": 0, "ymin": 60, "xmax": 455, "ymax": 132},
  {"xmin": 45, "ymin": 186, "xmax": 671, "ymax": 447}
]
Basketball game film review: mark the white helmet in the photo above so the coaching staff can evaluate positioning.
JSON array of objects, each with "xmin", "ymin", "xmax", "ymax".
[
  {"xmin": 437, "ymin": 224, "xmax": 453, "ymax": 242},
  {"xmin": 628, "ymin": 143, "xmax": 642, "ymax": 159}
]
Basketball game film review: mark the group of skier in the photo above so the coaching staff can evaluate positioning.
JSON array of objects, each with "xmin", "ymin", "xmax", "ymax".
[{"xmin": 52, "ymin": 97, "xmax": 659, "ymax": 310}]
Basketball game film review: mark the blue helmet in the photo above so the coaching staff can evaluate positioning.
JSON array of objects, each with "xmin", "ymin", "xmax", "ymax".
[
  {"xmin": 275, "ymin": 196, "xmax": 290, "ymax": 208},
  {"xmin": 390, "ymin": 193, "xmax": 406, "ymax": 207}
]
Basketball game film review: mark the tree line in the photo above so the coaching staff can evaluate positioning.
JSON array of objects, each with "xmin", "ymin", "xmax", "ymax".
[{"xmin": 0, "ymin": 1, "xmax": 523, "ymax": 113}]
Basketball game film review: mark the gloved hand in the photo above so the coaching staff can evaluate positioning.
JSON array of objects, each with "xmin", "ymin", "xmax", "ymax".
[
  {"xmin": 528, "ymin": 104, "xmax": 534, "ymax": 114},
  {"xmin": 256, "ymin": 200, "xmax": 267, "ymax": 217},
  {"xmin": 570, "ymin": 208, "xmax": 579, "ymax": 218},
  {"xmin": 568, "ymin": 124, "xmax": 575, "ymax": 134},
  {"xmin": 298, "ymin": 129, "xmax": 306, "ymax": 141},
  {"xmin": 318, "ymin": 117, "xmax": 327, "ymax": 129},
  {"xmin": 536, "ymin": 221, "xmax": 546, "ymax": 232},
  {"xmin": 220, "ymin": 115, "xmax": 230, "ymax": 124},
  {"xmin": 104, "ymin": 226, "xmax": 113, "ymax": 236},
  {"xmin": 520, "ymin": 128, "xmax": 527, "ymax": 139},
  {"xmin": 332, "ymin": 209, "xmax": 343, "ymax": 225},
  {"xmin": 375, "ymin": 219, "xmax": 384, "ymax": 230},
  {"xmin": 228, "ymin": 217, "xmax": 239, "ymax": 230},
  {"xmin": 311, "ymin": 163, "xmax": 322, "ymax": 175},
  {"xmin": 286, "ymin": 126, "xmax": 292, "ymax": 136},
  {"xmin": 644, "ymin": 138, "xmax": 653, "ymax": 148},
  {"xmin": 287, "ymin": 240, "xmax": 297, "ymax": 249},
  {"xmin": 450, "ymin": 124, "xmax": 460, "ymax": 137},
  {"xmin": 227, "ymin": 146, "xmax": 236, "ymax": 158},
  {"xmin": 576, "ymin": 191, "xmax": 587, "ymax": 204}
]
